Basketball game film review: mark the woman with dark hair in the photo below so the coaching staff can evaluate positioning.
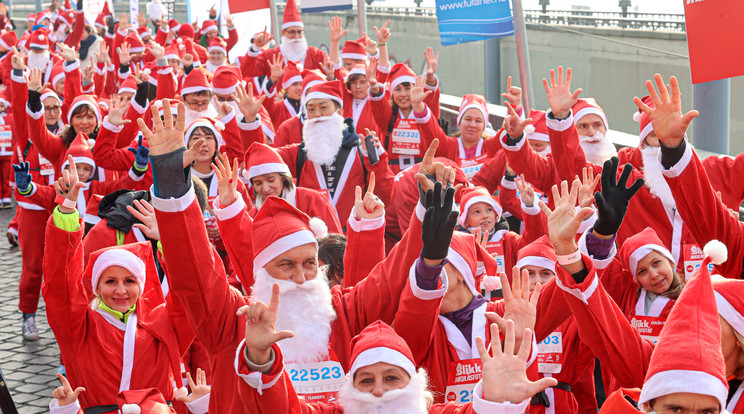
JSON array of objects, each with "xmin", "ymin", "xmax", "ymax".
[{"xmin": 318, "ymin": 233, "xmax": 347, "ymax": 287}]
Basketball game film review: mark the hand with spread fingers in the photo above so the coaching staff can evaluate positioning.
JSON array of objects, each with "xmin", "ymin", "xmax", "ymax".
[
  {"xmin": 542, "ymin": 66, "xmax": 582, "ymax": 120},
  {"xmin": 503, "ymin": 101, "xmax": 532, "ymax": 139},
  {"xmin": 485, "ymin": 266, "xmax": 541, "ymax": 350},
  {"xmin": 54, "ymin": 156, "xmax": 87, "ymax": 214},
  {"xmin": 539, "ymin": 180, "xmax": 595, "ymax": 255},
  {"xmin": 634, "ymin": 74, "xmax": 698, "ymax": 149},
  {"xmin": 421, "ymin": 181, "xmax": 458, "ymax": 262},
  {"xmin": 237, "ymin": 283, "xmax": 295, "ymax": 366},
  {"xmin": 577, "ymin": 167, "xmax": 600, "ymax": 209},
  {"xmin": 127, "ymin": 199, "xmax": 160, "ymax": 241},
  {"xmin": 212, "ymin": 154, "xmax": 240, "ymax": 207},
  {"xmin": 137, "ymin": 98, "xmax": 187, "ymax": 157},
  {"xmin": 515, "ymin": 174, "xmax": 535, "ymax": 208},
  {"xmin": 501, "ymin": 76, "xmax": 523, "ymax": 113},
  {"xmin": 591, "ymin": 157, "xmax": 644, "ymax": 237},
  {"xmin": 175, "ymin": 368, "xmax": 211, "ymax": 403}
]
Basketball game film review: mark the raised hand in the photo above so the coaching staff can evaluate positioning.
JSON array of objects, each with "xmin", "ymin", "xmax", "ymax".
[
  {"xmin": 225, "ymin": 14, "xmax": 234, "ymax": 28},
  {"xmin": 234, "ymin": 83, "xmax": 266, "ymax": 122},
  {"xmin": 83, "ymin": 65, "xmax": 95, "ymax": 83},
  {"xmin": 253, "ymin": 26, "xmax": 272, "ymax": 49},
  {"xmin": 27, "ymin": 68, "xmax": 50, "ymax": 93},
  {"xmin": 127, "ymin": 136, "xmax": 150, "ymax": 168},
  {"xmin": 107, "ymin": 95, "xmax": 131, "ymax": 126},
  {"xmin": 634, "ymin": 74, "xmax": 697, "ymax": 149},
  {"xmin": 415, "ymin": 139, "xmax": 458, "ymax": 194},
  {"xmin": 503, "ymin": 101, "xmax": 532, "ymax": 139},
  {"xmin": 373, "ymin": 19, "xmax": 391, "ymax": 45},
  {"xmin": 424, "ymin": 47, "xmax": 439, "ymax": 84},
  {"xmin": 118, "ymin": 42, "xmax": 132, "ymax": 66},
  {"xmin": 213, "ymin": 96, "xmax": 232, "ymax": 119},
  {"xmin": 150, "ymin": 42, "xmax": 165, "ymax": 60},
  {"xmin": 183, "ymin": 137, "xmax": 205, "ymax": 168},
  {"xmin": 97, "ymin": 41, "xmax": 111, "ymax": 65},
  {"xmin": 542, "ymin": 66, "xmax": 582, "ymax": 120},
  {"xmin": 54, "ymin": 155, "xmax": 87, "ymax": 214},
  {"xmin": 212, "ymin": 154, "xmax": 239, "ymax": 207},
  {"xmin": 353, "ymin": 172, "xmax": 383, "ymax": 220},
  {"xmin": 363, "ymin": 33, "xmax": 377, "ymax": 56},
  {"xmin": 501, "ymin": 76, "xmax": 523, "ymax": 112},
  {"xmin": 328, "ymin": 16, "xmax": 347, "ymax": 42},
  {"xmin": 486, "ymin": 267, "xmax": 541, "ymax": 349},
  {"xmin": 577, "ymin": 167, "xmax": 600, "ymax": 209},
  {"xmin": 515, "ymin": 174, "xmax": 535, "ymax": 207},
  {"xmin": 52, "ymin": 373, "xmax": 86, "ymax": 407},
  {"xmin": 592, "ymin": 157, "xmax": 644, "ymax": 237},
  {"xmin": 181, "ymin": 53, "xmax": 194, "ymax": 69},
  {"xmin": 237, "ymin": 283, "xmax": 294, "ymax": 365},
  {"xmin": 136, "ymin": 11, "xmax": 146, "ymax": 27},
  {"xmin": 366, "ymin": 57, "xmax": 378, "ymax": 88},
  {"xmin": 320, "ymin": 57, "xmax": 334, "ymax": 78},
  {"xmin": 478, "ymin": 321, "xmax": 557, "ymax": 404},
  {"xmin": 57, "ymin": 42, "xmax": 78, "ymax": 61},
  {"xmin": 127, "ymin": 199, "xmax": 160, "ymax": 240},
  {"xmin": 539, "ymin": 180, "xmax": 594, "ymax": 254},
  {"xmin": 268, "ymin": 53, "xmax": 284, "ymax": 83},
  {"xmin": 472, "ymin": 227, "xmax": 489, "ymax": 249},
  {"xmin": 13, "ymin": 161, "xmax": 32, "ymax": 192},
  {"xmin": 176, "ymin": 368, "xmax": 211, "ymax": 403},
  {"xmin": 137, "ymin": 98, "xmax": 187, "ymax": 157},
  {"xmin": 10, "ymin": 47, "xmax": 23, "ymax": 70},
  {"xmin": 421, "ymin": 181, "xmax": 458, "ymax": 261},
  {"xmin": 410, "ymin": 75, "xmax": 433, "ymax": 111}
]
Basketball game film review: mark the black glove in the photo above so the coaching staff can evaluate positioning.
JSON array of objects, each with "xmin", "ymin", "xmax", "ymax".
[
  {"xmin": 76, "ymin": 0, "xmax": 82, "ymax": 11},
  {"xmin": 592, "ymin": 157, "xmax": 644, "ymax": 236},
  {"xmin": 128, "ymin": 136, "xmax": 150, "ymax": 169},
  {"xmin": 421, "ymin": 181, "xmax": 458, "ymax": 261},
  {"xmin": 13, "ymin": 161, "xmax": 31, "ymax": 192},
  {"xmin": 106, "ymin": 17, "xmax": 117, "ymax": 34},
  {"xmin": 438, "ymin": 118, "xmax": 449, "ymax": 135}
]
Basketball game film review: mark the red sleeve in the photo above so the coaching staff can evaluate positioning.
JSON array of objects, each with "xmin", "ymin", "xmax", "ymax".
[
  {"xmin": 63, "ymin": 10, "xmax": 85, "ymax": 48},
  {"xmin": 214, "ymin": 199, "xmax": 256, "ymax": 290},
  {"xmin": 702, "ymin": 154, "xmax": 744, "ymax": 211},
  {"xmin": 369, "ymin": 89, "xmax": 393, "ymax": 145},
  {"xmin": 483, "ymin": 135, "xmax": 503, "ymax": 157},
  {"xmin": 545, "ymin": 115, "xmax": 592, "ymax": 184},
  {"xmin": 220, "ymin": 112, "xmax": 243, "ymax": 164},
  {"xmin": 499, "ymin": 130, "xmax": 558, "ymax": 196},
  {"xmin": 275, "ymin": 144, "xmax": 299, "ymax": 180},
  {"xmin": 92, "ymin": 120, "xmax": 136, "ymax": 171},
  {"xmin": 413, "ymin": 107, "xmax": 450, "ymax": 156},
  {"xmin": 116, "ymin": 102, "xmax": 149, "ymax": 148},
  {"xmin": 92, "ymin": 61, "xmax": 107, "ymax": 97},
  {"xmin": 495, "ymin": 177, "xmax": 523, "ymax": 221},
  {"xmin": 155, "ymin": 65, "xmax": 178, "ymax": 101},
  {"xmin": 9, "ymin": 71, "xmax": 29, "ymax": 152},
  {"xmin": 225, "ymin": 29, "xmax": 238, "ymax": 53},
  {"xmin": 393, "ymin": 270, "xmax": 444, "ymax": 365},
  {"xmin": 240, "ymin": 52, "xmax": 258, "ymax": 80},
  {"xmin": 61, "ymin": 61, "xmax": 83, "ymax": 121},
  {"xmin": 423, "ymin": 82, "xmax": 441, "ymax": 120},
  {"xmin": 88, "ymin": 166, "xmax": 149, "ymax": 195},
  {"xmin": 154, "ymin": 27, "xmax": 168, "ymax": 47},
  {"xmin": 17, "ymin": 183, "xmax": 57, "ymax": 213},
  {"xmin": 26, "ymin": 104, "xmax": 66, "ymax": 171},
  {"xmin": 343, "ymin": 216, "xmax": 386, "ymax": 287},
  {"xmin": 362, "ymin": 149, "xmax": 397, "ymax": 213},
  {"xmin": 238, "ymin": 119, "xmax": 266, "ymax": 155}
]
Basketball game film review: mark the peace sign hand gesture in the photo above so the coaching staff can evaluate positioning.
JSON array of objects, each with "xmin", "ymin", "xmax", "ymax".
[
  {"xmin": 503, "ymin": 101, "xmax": 532, "ymax": 139},
  {"xmin": 237, "ymin": 284, "xmax": 295, "ymax": 366}
]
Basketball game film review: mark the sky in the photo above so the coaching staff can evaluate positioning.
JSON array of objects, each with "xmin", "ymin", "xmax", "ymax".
[{"xmin": 380, "ymin": 0, "xmax": 685, "ymax": 14}]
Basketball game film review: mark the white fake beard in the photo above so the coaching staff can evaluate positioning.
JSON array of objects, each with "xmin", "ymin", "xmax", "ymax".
[
  {"xmin": 302, "ymin": 113, "xmax": 345, "ymax": 166},
  {"xmin": 280, "ymin": 36, "xmax": 308, "ymax": 63},
  {"xmin": 27, "ymin": 50, "xmax": 50, "ymax": 71},
  {"xmin": 641, "ymin": 145, "xmax": 676, "ymax": 210},
  {"xmin": 252, "ymin": 267, "xmax": 336, "ymax": 364},
  {"xmin": 580, "ymin": 133, "xmax": 617, "ymax": 166},
  {"xmin": 184, "ymin": 104, "xmax": 218, "ymax": 127},
  {"xmin": 255, "ymin": 186, "xmax": 296, "ymax": 210},
  {"xmin": 205, "ymin": 60, "xmax": 224, "ymax": 74},
  {"xmin": 337, "ymin": 368, "xmax": 432, "ymax": 414}
]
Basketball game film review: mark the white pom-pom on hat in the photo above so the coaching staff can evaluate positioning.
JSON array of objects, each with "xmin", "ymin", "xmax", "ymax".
[
  {"xmin": 309, "ymin": 217, "xmax": 328, "ymax": 239},
  {"xmin": 482, "ymin": 275, "xmax": 501, "ymax": 291},
  {"xmin": 121, "ymin": 404, "xmax": 141, "ymax": 414},
  {"xmin": 632, "ymin": 111, "xmax": 643, "ymax": 123},
  {"xmin": 524, "ymin": 124, "xmax": 535, "ymax": 135},
  {"xmin": 174, "ymin": 386, "xmax": 188, "ymax": 400},
  {"xmin": 703, "ymin": 240, "xmax": 728, "ymax": 265},
  {"xmin": 176, "ymin": 37, "xmax": 183, "ymax": 44},
  {"xmin": 38, "ymin": 34, "xmax": 45, "ymax": 41}
]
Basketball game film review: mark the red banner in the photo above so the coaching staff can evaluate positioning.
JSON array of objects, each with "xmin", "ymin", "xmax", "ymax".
[
  {"xmin": 229, "ymin": 0, "xmax": 269, "ymax": 13},
  {"xmin": 684, "ymin": 0, "xmax": 744, "ymax": 84}
]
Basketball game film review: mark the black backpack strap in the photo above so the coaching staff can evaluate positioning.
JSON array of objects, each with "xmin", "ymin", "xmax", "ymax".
[
  {"xmin": 356, "ymin": 144, "xmax": 368, "ymax": 187},
  {"xmin": 384, "ymin": 110, "xmax": 399, "ymax": 150},
  {"xmin": 295, "ymin": 142, "xmax": 307, "ymax": 184}
]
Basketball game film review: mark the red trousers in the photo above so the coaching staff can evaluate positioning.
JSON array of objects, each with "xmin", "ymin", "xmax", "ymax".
[{"xmin": 18, "ymin": 207, "xmax": 49, "ymax": 314}]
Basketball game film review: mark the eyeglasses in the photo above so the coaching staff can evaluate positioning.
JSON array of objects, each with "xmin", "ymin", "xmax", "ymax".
[
  {"xmin": 284, "ymin": 29, "xmax": 304, "ymax": 36},
  {"xmin": 44, "ymin": 105, "xmax": 61, "ymax": 113},
  {"xmin": 184, "ymin": 99, "xmax": 211, "ymax": 110}
]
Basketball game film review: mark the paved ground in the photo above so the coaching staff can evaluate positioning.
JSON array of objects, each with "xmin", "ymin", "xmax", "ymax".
[{"xmin": 0, "ymin": 204, "xmax": 60, "ymax": 413}]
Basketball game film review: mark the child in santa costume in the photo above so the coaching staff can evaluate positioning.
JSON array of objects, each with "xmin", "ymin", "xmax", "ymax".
[{"xmin": 261, "ymin": 60, "xmax": 302, "ymax": 128}]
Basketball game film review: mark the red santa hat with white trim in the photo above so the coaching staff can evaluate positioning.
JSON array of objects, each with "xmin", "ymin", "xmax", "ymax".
[
  {"xmin": 457, "ymin": 94, "xmax": 488, "ymax": 127},
  {"xmin": 67, "ymin": 95, "xmax": 102, "ymax": 124},
  {"xmin": 388, "ymin": 63, "xmax": 416, "ymax": 91},
  {"xmin": 201, "ymin": 20, "xmax": 218, "ymax": 36},
  {"xmin": 212, "ymin": 66, "xmax": 243, "ymax": 96},
  {"xmin": 101, "ymin": 1, "xmax": 112, "ymax": 18},
  {"xmin": 181, "ymin": 68, "xmax": 211, "ymax": 96},
  {"xmin": 281, "ymin": 61, "xmax": 303, "ymax": 90},
  {"xmin": 712, "ymin": 261, "xmax": 744, "ymax": 340},
  {"xmin": 524, "ymin": 109, "xmax": 549, "ymax": 143},
  {"xmin": 58, "ymin": 11, "xmax": 75, "ymax": 29},
  {"xmin": 301, "ymin": 69, "xmax": 326, "ymax": 95},
  {"xmin": 26, "ymin": 13, "xmax": 35, "ymax": 24},
  {"xmin": 633, "ymin": 95, "xmax": 655, "ymax": 148},
  {"xmin": 164, "ymin": 43, "xmax": 182, "ymax": 61},
  {"xmin": 618, "ymin": 227, "xmax": 675, "ymax": 279},
  {"xmin": 184, "ymin": 117, "xmax": 224, "ymax": 146},
  {"xmin": 344, "ymin": 64, "xmax": 366, "ymax": 81},
  {"xmin": 62, "ymin": 133, "xmax": 96, "ymax": 171},
  {"xmin": 167, "ymin": 19, "xmax": 180, "ymax": 33},
  {"xmin": 177, "ymin": 23, "xmax": 195, "ymax": 39},
  {"xmin": 35, "ymin": 11, "xmax": 52, "ymax": 26},
  {"xmin": 305, "ymin": 80, "xmax": 343, "ymax": 108},
  {"xmin": 154, "ymin": 99, "xmax": 179, "ymax": 118},
  {"xmin": 0, "ymin": 30, "xmax": 18, "ymax": 51},
  {"xmin": 245, "ymin": 142, "xmax": 291, "ymax": 181},
  {"xmin": 124, "ymin": 32, "xmax": 146, "ymax": 54},
  {"xmin": 282, "ymin": 0, "xmax": 303, "ymax": 30},
  {"xmin": 208, "ymin": 36, "xmax": 227, "ymax": 55},
  {"xmin": 251, "ymin": 197, "xmax": 327, "ymax": 273},
  {"xmin": 0, "ymin": 91, "xmax": 10, "ymax": 109},
  {"xmin": 516, "ymin": 235, "xmax": 557, "ymax": 274},
  {"xmin": 572, "ymin": 98, "xmax": 608, "ymax": 129},
  {"xmin": 117, "ymin": 388, "xmax": 175, "ymax": 414},
  {"xmin": 447, "ymin": 231, "xmax": 500, "ymax": 294},
  {"xmin": 28, "ymin": 28, "xmax": 50, "ymax": 50},
  {"xmin": 341, "ymin": 38, "xmax": 366, "ymax": 61},
  {"xmin": 40, "ymin": 87, "xmax": 60, "ymax": 104},
  {"xmin": 349, "ymin": 320, "xmax": 417, "ymax": 379},
  {"xmin": 94, "ymin": 13, "xmax": 107, "ymax": 30},
  {"xmin": 457, "ymin": 186, "xmax": 502, "ymax": 228},
  {"xmin": 50, "ymin": 61, "xmax": 65, "ymax": 92},
  {"xmin": 137, "ymin": 25, "xmax": 152, "ymax": 41},
  {"xmin": 638, "ymin": 240, "xmax": 729, "ymax": 410},
  {"xmin": 118, "ymin": 76, "xmax": 138, "ymax": 95}
]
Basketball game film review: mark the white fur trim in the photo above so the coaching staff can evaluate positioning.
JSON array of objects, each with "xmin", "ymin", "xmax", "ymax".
[
  {"xmin": 500, "ymin": 129, "xmax": 527, "ymax": 151},
  {"xmin": 212, "ymin": 84, "xmax": 238, "ymax": 96},
  {"xmin": 211, "ymin": 195, "xmax": 246, "ymax": 221},
  {"xmin": 639, "ymin": 122, "xmax": 654, "ymax": 146},
  {"xmin": 63, "ymin": 60, "xmax": 80, "ymax": 72},
  {"xmin": 282, "ymin": 74, "xmax": 302, "ymax": 90},
  {"xmin": 62, "ymin": 156, "xmax": 96, "ymax": 171},
  {"xmin": 305, "ymin": 91, "xmax": 343, "ymax": 107},
  {"xmin": 91, "ymin": 249, "xmax": 146, "ymax": 294},
  {"xmin": 121, "ymin": 404, "xmax": 141, "ymax": 414},
  {"xmin": 26, "ymin": 103, "xmax": 44, "ymax": 120},
  {"xmin": 238, "ymin": 115, "xmax": 262, "ymax": 131},
  {"xmin": 350, "ymin": 346, "xmax": 416, "ymax": 379},
  {"xmin": 103, "ymin": 116, "xmax": 124, "ymax": 133},
  {"xmin": 369, "ymin": 84, "xmax": 387, "ymax": 101},
  {"xmin": 457, "ymin": 103, "xmax": 488, "ymax": 126},
  {"xmin": 704, "ymin": 240, "xmax": 727, "ymax": 265},
  {"xmin": 516, "ymin": 256, "xmax": 556, "ymax": 273},
  {"xmin": 555, "ymin": 261, "xmax": 599, "ymax": 305},
  {"xmin": 628, "ymin": 243, "xmax": 675, "ymax": 277},
  {"xmin": 150, "ymin": 184, "xmax": 196, "ymax": 212},
  {"xmin": 347, "ymin": 210, "xmax": 385, "ymax": 232},
  {"xmin": 472, "ymin": 380, "xmax": 530, "ymax": 412},
  {"xmin": 639, "ymin": 369, "xmax": 727, "ymax": 410},
  {"xmin": 520, "ymin": 199, "xmax": 541, "ymax": 216},
  {"xmin": 390, "ymin": 75, "xmax": 416, "ymax": 91},
  {"xmin": 248, "ymin": 163, "xmax": 291, "ymax": 180},
  {"xmin": 407, "ymin": 260, "xmax": 448, "ymax": 301},
  {"xmin": 415, "ymin": 201, "xmax": 427, "ymax": 223},
  {"xmin": 308, "ymin": 217, "xmax": 328, "ymax": 238},
  {"xmin": 67, "ymin": 100, "xmax": 101, "ymax": 124},
  {"xmin": 253, "ymin": 230, "xmax": 318, "ymax": 273},
  {"xmin": 282, "ymin": 21, "xmax": 304, "ymax": 30},
  {"xmin": 573, "ymin": 107, "xmax": 608, "ymax": 129},
  {"xmin": 128, "ymin": 168, "xmax": 145, "ymax": 182},
  {"xmin": 447, "ymin": 248, "xmax": 477, "ymax": 294},
  {"xmin": 413, "ymin": 107, "xmax": 432, "ymax": 124},
  {"xmin": 528, "ymin": 131, "xmax": 550, "ymax": 142},
  {"xmin": 234, "ymin": 339, "xmax": 283, "ymax": 393},
  {"xmin": 182, "ymin": 392, "xmax": 210, "ymax": 414},
  {"xmin": 500, "ymin": 176, "xmax": 517, "ymax": 190},
  {"xmin": 181, "ymin": 85, "xmax": 211, "ymax": 96},
  {"xmin": 545, "ymin": 109, "xmax": 574, "ymax": 132},
  {"xmin": 458, "ymin": 195, "xmax": 502, "ymax": 228},
  {"xmin": 11, "ymin": 72, "xmax": 26, "ymax": 84},
  {"xmin": 524, "ymin": 124, "xmax": 535, "ymax": 134},
  {"xmin": 118, "ymin": 86, "xmax": 136, "ymax": 95},
  {"xmin": 185, "ymin": 120, "xmax": 222, "ymax": 146},
  {"xmin": 577, "ymin": 229, "xmax": 617, "ymax": 270},
  {"xmin": 715, "ymin": 291, "xmax": 744, "ymax": 338},
  {"xmin": 49, "ymin": 398, "xmax": 82, "ymax": 413},
  {"xmin": 340, "ymin": 52, "xmax": 366, "ymax": 61}
]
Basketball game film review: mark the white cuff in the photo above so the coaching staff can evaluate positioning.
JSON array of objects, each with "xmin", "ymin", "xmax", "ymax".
[
  {"xmin": 545, "ymin": 109, "xmax": 574, "ymax": 132},
  {"xmin": 500, "ymin": 176, "xmax": 517, "ymax": 190},
  {"xmin": 212, "ymin": 196, "xmax": 246, "ymax": 221},
  {"xmin": 413, "ymin": 107, "xmax": 432, "ymax": 124},
  {"xmin": 220, "ymin": 108, "xmax": 236, "ymax": 125},
  {"xmin": 424, "ymin": 74, "xmax": 439, "ymax": 91},
  {"xmin": 415, "ymin": 201, "xmax": 426, "ymax": 223},
  {"xmin": 10, "ymin": 72, "xmax": 25, "ymax": 83},
  {"xmin": 183, "ymin": 392, "xmax": 210, "ymax": 414},
  {"xmin": 661, "ymin": 139, "xmax": 693, "ymax": 179},
  {"xmin": 408, "ymin": 260, "xmax": 448, "ymax": 300},
  {"xmin": 233, "ymin": 339, "xmax": 282, "ymax": 394},
  {"xmin": 103, "ymin": 116, "xmax": 124, "ymax": 132},
  {"xmin": 577, "ymin": 229, "xmax": 616, "ymax": 270},
  {"xmin": 471, "ymin": 380, "xmax": 530, "ymax": 413},
  {"xmin": 238, "ymin": 115, "xmax": 261, "ymax": 131},
  {"xmin": 150, "ymin": 184, "xmax": 196, "ymax": 213},
  {"xmin": 369, "ymin": 85, "xmax": 386, "ymax": 101},
  {"xmin": 26, "ymin": 103, "xmax": 44, "ymax": 120},
  {"xmin": 63, "ymin": 59, "xmax": 80, "ymax": 72},
  {"xmin": 246, "ymin": 46, "xmax": 260, "ymax": 57},
  {"xmin": 520, "ymin": 200, "xmax": 541, "ymax": 216},
  {"xmin": 130, "ymin": 96, "xmax": 148, "ymax": 114},
  {"xmin": 500, "ymin": 129, "xmax": 527, "ymax": 151},
  {"xmin": 49, "ymin": 399, "xmax": 82, "ymax": 414},
  {"xmin": 378, "ymin": 65, "xmax": 390, "ymax": 74},
  {"xmin": 555, "ymin": 265, "xmax": 600, "ymax": 305},
  {"xmin": 347, "ymin": 210, "xmax": 385, "ymax": 232}
]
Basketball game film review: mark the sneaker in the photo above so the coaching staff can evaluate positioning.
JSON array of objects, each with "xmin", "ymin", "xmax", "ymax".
[{"xmin": 22, "ymin": 316, "xmax": 39, "ymax": 341}]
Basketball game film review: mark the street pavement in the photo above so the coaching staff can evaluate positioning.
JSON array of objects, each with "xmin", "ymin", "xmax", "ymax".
[{"xmin": 0, "ymin": 205, "xmax": 60, "ymax": 413}]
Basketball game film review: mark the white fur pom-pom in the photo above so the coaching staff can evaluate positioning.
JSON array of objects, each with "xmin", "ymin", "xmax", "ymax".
[
  {"xmin": 174, "ymin": 386, "xmax": 188, "ymax": 400},
  {"xmin": 121, "ymin": 404, "xmax": 141, "ymax": 414},
  {"xmin": 213, "ymin": 121, "xmax": 225, "ymax": 131},
  {"xmin": 176, "ymin": 37, "xmax": 183, "ymax": 44},
  {"xmin": 482, "ymin": 275, "xmax": 501, "ymax": 291},
  {"xmin": 143, "ymin": 68, "xmax": 152, "ymax": 75},
  {"xmin": 703, "ymin": 240, "xmax": 728, "ymax": 265},
  {"xmin": 309, "ymin": 217, "xmax": 328, "ymax": 239},
  {"xmin": 38, "ymin": 34, "xmax": 45, "ymax": 41},
  {"xmin": 632, "ymin": 111, "xmax": 643, "ymax": 123},
  {"xmin": 524, "ymin": 124, "xmax": 535, "ymax": 135}
]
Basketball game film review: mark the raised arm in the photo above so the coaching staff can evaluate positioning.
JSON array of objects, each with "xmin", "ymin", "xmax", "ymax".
[{"xmin": 343, "ymin": 173, "xmax": 386, "ymax": 287}]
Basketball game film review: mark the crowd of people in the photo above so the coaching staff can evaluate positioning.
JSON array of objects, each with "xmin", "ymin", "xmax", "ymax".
[{"xmin": 1, "ymin": 0, "xmax": 744, "ymax": 412}]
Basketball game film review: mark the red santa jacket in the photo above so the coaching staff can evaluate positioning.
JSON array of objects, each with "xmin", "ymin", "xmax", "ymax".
[
  {"xmin": 272, "ymin": 115, "xmax": 303, "ymax": 148},
  {"xmin": 247, "ymin": 187, "xmax": 343, "ymax": 235},
  {"xmin": 244, "ymin": 46, "xmax": 328, "ymax": 80}
]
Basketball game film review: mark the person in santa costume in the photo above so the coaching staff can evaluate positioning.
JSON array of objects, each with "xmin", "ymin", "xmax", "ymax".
[
  {"xmin": 205, "ymin": 36, "xmax": 228, "ymax": 74},
  {"xmin": 0, "ymin": 91, "xmax": 14, "ymax": 208},
  {"xmin": 271, "ymin": 69, "xmax": 326, "ymax": 148},
  {"xmin": 179, "ymin": 68, "xmax": 224, "ymax": 127},
  {"xmin": 262, "ymin": 60, "xmax": 303, "ymax": 129},
  {"xmin": 243, "ymin": 0, "xmax": 329, "ymax": 79},
  {"xmin": 40, "ymin": 156, "xmax": 205, "ymax": 414}
]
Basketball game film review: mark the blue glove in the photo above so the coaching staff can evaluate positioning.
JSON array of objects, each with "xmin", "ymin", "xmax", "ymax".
[
  {"xmin": 13, "ymin": 161, "xmax": 31, "ymax": 192},
  {"xmin": 128, "ymin": 136, "xmax": 150, "ymax": 170}
]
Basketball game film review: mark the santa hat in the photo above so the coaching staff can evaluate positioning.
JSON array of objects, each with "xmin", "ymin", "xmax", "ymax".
[
  {"xmin": 618, "ymin": 227, "xmax": 675, "ymax": 278},
  {"xmin": 305, "ymin": 80, "xmax": 343, "ymax": 108},
  {"xmin": 27, "ymin": 13, "xmax": 35, "ymax": 23},
  {"xmin": 634, "ymin": 95, "xmax": 655, "ymax": 147},
  {"xmin": 245, "ymin": 142, "xmax": 291, "ymax": 181},
  {"xmin": 177, "ymin": 23, "xmax": 195, "ymax": 39},
  {"xmin": 118, "ymin": 76, "xmax": 138, "ymax": 95},
  {"xmin": 456, "ymin": 94, "xmax": 488, "ymax": 126},
  {"xmin": 0, "ymin": 91, "xmax": 11, "ymax": 109},
  {"xmin": 711, "ymin": 256, "xmax": 744, "ymax": 340},
  {"xmin": 281, "ymin": 61, "xmax": 302, "ymax": 90},
  {"xmin": 516, "ymin": 235, "xmax": 557, "ymax": 274},
  {"xmin": 164, "ymin": 43, "xmax": 182, "ymax": 61},
  {"xmin": 259, "ymin": 106, "xmax": 275, "ymax": 142},
  {"xmin": 345, "ymin": 64, "xmax": 366, "ymax": 81},
  {"xmin": 40, "ymin": 87, "xmax": 60, "ymax": 104},
  {"xmin": 137, "ymin": 25, "xmax": 152, "ymax": 41},
  {"xmin": 58, "ymin": 11, "xmax": 75, "ymax": 29},
  {"xmin": 301, "ymin": 69, "xmax": 325, "ymax": 95},
  {"xmin": 251, "ymin": 197, "xmax": 326, "ymax": 273},
  {"xmin": 95, "ymin": 13, "xmax": 107, "ymax": 29},
  {"xmin": 181, "ymin": 68, "xmax": 211, "ymax": 96},
  {"xmin": 28, "ymin": 28, "xmax": 50, "ymax": 50},
  {"xmin": 448, "ymin": 232, "xmax": 500, "ymax": 294},
  {"xmin": 349, "ymin": 321, "xmax": 417, "ymax": 379},
  {"xmin": 208, "ymin": 37, "xmax": 227, "ymax": 55},
  {"xmin": 67, "ymin": 95, "xmax": 102, "ymax": 124},
  {"xmin": 201, "ymin": 20, "xmax": 218, "ymax": 35},
  {"xmin": 212, "ymin": 66, "xmax": 243, "ymax": 96},
  {"xmin": 572, "ymin": 98, "xmax": 608, "ymax": 129},
  {"xmin": 124, "ymin": 32, "xmax": 145, "ymax": 53},
  {"xmin": 638, "ymin": 240, "xmax": 728, "ymax": 410},
  {"xmin": 341, "ymin": 38, "xmax": 366, "ymax": 61},
  {"xmin": 388, "ymin": 63, "xmax": 416, "ymax": 91},
  {"xmin": 101, "ymin": 1, "xmax": 112, "ymax": 18},
  {"xmin": 282, "ymin": 0, "xmax": 303, "ymax": 30},
  {"xmin": 524, "ymin": 109, "xmax": 548, "ymax": 142},
  {"xmin": 168, "ymin": 19, "xmax": 181, "ymax": 33},
  {"xmin": 117, "ymin": 388, "xmax": 176, "ymax": 414},
  {"xmin": 184, "ymin": 117, "xmax": 224, "ymax": 146},
  {"xmin": 457, "ymin": 186, "xmax": 502, "ymax": 228},
  {"xmin": 50, "ymin": 61, "xmax": 65, "ymax": 91},
  {"xmin": 63, "ymin": 133, "xmax": 96, "ymax": 169},
  {"xmin": 36, "ymin": 11, "xmax": 52, "ymax": 26},
  {"xmin": 154, "ymin": 99, "xmax": 179, "ymax": 118}
]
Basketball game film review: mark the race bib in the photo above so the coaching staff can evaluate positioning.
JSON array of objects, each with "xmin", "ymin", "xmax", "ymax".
[
  {"xmin": 286, "ymin": 359, "xmax": 346, "ymax": 404},
  {"xmin": 390, "ymin": 120, "xmax": 421, "ymax": 155},
  {"xmin": 537, "ymin": 331, "xmax": 563, "ymax": 374},
  {"xmin": 485, "ymin": 240, "xmax": 505, "ymax": 274},
  {"xmin": 629, "ymin": 315, "xmax": 665, "ymax": 344},
  {"xmin": 39, "ymin": 154, "xmax": 54, "ymax": 176},
  {"xmin": 683, "ymin": 244, "xmax": 714, "ymax": 280},
  {"xmin": 444, "ymin": 359, "xmax": 482, "ymax": 405},
  {"xmin": 0, "ymin": 125, "xmax": 11, "ymax": 147},
  {"xmin": 459, "ymin": 153, "xmax": 488, "ymax": 180}
]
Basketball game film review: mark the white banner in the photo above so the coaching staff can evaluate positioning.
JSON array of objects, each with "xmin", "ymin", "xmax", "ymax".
[
  {"xmin": 301, "ymin": 0, "xmax": 353, "ymax": 13},
  {"xmin": 83, "ymin": 0, "xmax": 112, "ymax": 28}
]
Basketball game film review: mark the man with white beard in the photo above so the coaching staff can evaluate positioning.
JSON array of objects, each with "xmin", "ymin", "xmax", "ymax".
[
  {"xmin": 24, "ymin": 29, "xmax": 62, "ymax": 83},
  {"xmin": 242, "ymin": 0, "xmax": 329, "ymax": 80},
  {"xmin": 146, "ymin": 99, "xmax": 440, "ymax": 412},
  {"xmin": 571, "ymin": 98, "xmax": 617, "ymax": 166}
]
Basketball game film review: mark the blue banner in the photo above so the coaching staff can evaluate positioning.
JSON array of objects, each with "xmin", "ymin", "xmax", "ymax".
[{"xmin": 435, "ymin": 0, "xmax": 514, "ymax": 46}]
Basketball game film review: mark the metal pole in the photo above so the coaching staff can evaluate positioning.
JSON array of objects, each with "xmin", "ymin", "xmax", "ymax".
[
  {"xmin": 692, "ymin": 78, "xmax": 730, "ymax": 154},
  {"xmin": 511, "ymin": 0, "xmax": 533, "ymax": 114},
  {"xmin": 35, "ymin": 0, "xmax": 42, "ymax": 13},
  {"xmin": 270, "ymin": 0, "xmax": 280, "ymax": 43},
  {"xmin": 357, "ymin": 0, "xmax": 367, "ymax": 37},
  {"xmin": 484, "ymin": 38, "xmax": 501, "ymax": 105}
]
